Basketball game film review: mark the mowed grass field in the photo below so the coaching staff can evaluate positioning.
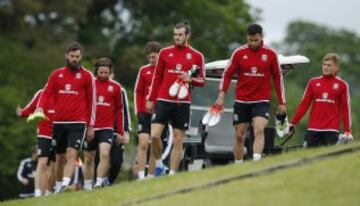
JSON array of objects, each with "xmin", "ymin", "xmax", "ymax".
[{"xmin": 3, "ymin": 142, "xmax": 360, "ymax": 206}]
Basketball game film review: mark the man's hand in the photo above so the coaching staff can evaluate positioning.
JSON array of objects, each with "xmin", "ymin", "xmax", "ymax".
[
  {"xmin": 86, "ymin": 125, "xmax": 94, "ymax": 141},
  {"xmin": 214, "ymin": 92, "xmax": 225, "ymax": 108},
  {"xmin": 146, "ymin": 101, "xmax": 154, "ymax": 114},
  {"xmin": 16, "ymin": 105, "xmax": 22, "ymax": 116},
  {"xmin": 278, "ymin": 104, "xmax": 287, "ymax": 114},
  {"xmin": 179, "ymin": 73, "xmax": 192, "ymax": 83},
  {"xmin": 21, "ymin": 178, "xmax": 29, "ymax": 186},
  {"xmin": 289, "ymin": 123, "xmax": 296, "ymax": 134},
  {"xmin": 116, "ymin": 132, "xmax": 129, "ymax": 145}
]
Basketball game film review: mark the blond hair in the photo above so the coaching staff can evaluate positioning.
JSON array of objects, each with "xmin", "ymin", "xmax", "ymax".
[{"xmin": 323, "ymin": 53, "xmax": 340, "ymax": 66}]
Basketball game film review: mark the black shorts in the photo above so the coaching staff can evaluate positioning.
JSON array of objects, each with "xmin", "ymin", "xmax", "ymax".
[
  {"xmin": 137, "ymin": 112, "xmax": 152, "ymax": 135},
  {"xmin": 83, "ymin": 129, "xmax": 114, "ymax": 151},
  {"xmin": 233, "ymin": 102, "xmax": 270, "ymax": 125},
  {"xmin": 53, "ymin": 123, "xmax": 86, "ymax": 154},
  {"xmin": 37, "ymin": 137, "xmax": 52, "ymax": 158},
  {"xmin": 152, "ymin": 101, "xmax": 190, "ymax": 130},
  {"xmin": 305, "ymin": 130, "xmax": 339, "ymax": 148}
]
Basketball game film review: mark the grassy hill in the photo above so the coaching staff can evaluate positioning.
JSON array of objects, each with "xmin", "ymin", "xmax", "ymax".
[{"xmin": 3, "ymin": 142, "xmax": 360, "ymax": 206}]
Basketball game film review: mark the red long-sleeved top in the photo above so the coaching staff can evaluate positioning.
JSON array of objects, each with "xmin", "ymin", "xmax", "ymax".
[
  {"xmin": 134, "ymin": 64, "xmax": 154, "ymax": 114},
  {"xmin": 20, "ymin": 89, "xmax": 54, "ymax": 139},
  {"xmin": 219, "ymin": 43, "xmax": 286, "ymax": 104},
  {"xmin": 38, "ymin": 66, "xmax": 96, "ymax": 126},
  {"xmin": 291, "ymin": 75, "xmax": 351, "ymax": 133},
  {"xmin": 147, "ymin": 45, "xmax": 206, "ymax": 103},
  {"xmin": 94, "ymin": 78, "xmax": 124, "ymax": 135}
]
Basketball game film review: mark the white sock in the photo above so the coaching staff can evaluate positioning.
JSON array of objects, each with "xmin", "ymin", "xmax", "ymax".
[
  {"xmin": 96, "ymin": 177, "xmax": 104, "ymax": 186},
  {"xmin": 55, "ymin": 181, "xmax": 62, "ymax": 192},
  {"xmin": 84, "ymin": 179, "xmax": 93, "ymax": 191},
  {"xmin": 253, "ymin": 153, "xmax": 262, "ymax": 161},
  {"xmin": 34, "ymin": 189, "xmax": 42, "ymax": 197},
  {"xmin": 235, "ymin": 159, "xmax": 244, "ymax": 164},
  {"xmin": 169, "ymin": 170, "xmax": 176, "ymax": 176},
  {"xmin": 147, "ymin": 174, "xmax": 154, "ymax": 179},
  {"xmin": 138, "ymin": 171, "xmax": 145, "ymax": 180},
  {"xmin": 62, "ymin": 177, "xmax": 71, "ymax": 186},
  {"xmin": 155, "ymin": 160, "xmax": 163, "ymax": 167},
  {"xmin": 45, "ymin": 190, "xmax": 52, "ymax": 196}
]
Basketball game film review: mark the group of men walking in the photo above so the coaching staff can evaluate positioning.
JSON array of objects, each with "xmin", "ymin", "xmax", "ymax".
[{"xmin": 16, "ymin": 21, "xmax": 353, "ymax": 197}]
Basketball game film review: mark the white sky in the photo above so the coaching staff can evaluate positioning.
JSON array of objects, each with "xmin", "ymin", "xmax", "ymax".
[{"xmin": 246, "ymin": 0, "xmax": 360, "ymax": 43}]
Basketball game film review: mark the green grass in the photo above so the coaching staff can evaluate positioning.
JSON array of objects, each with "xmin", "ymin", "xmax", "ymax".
[{"xmin": 3, "ymin": 142, "xmax": 360, "ymax": 206}]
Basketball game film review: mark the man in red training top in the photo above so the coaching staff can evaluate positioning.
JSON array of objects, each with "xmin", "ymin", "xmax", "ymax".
[
  {"xmin": 215, "ymin": 24, "xmax": 287, "ymax": 163},
  {"xmin": 146, "ymin": 21, "xmax": 205, "ymax": 176},
  {"xmin": 290, "ymin": 53, "xmax": 352, "ymax": 147},
  {"xmin": 134, "ymin": 41, "xmax": 161, "ymax": 180},
  {"xmin": 17, "ymin": 89, "xmax": 55, "ymax": 197},
  {"xmin": 82, "ymin": 58, "xmax": 125, "ymax": 190},
  {"xmin": 36, "ymin": 42, "xmax": 96, "ymax": 192}
]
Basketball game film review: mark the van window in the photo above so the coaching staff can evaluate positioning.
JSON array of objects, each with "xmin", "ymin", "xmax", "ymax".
[{"xmin": 191, "ymin": 78, "xmax": 236, "ymax": 108}]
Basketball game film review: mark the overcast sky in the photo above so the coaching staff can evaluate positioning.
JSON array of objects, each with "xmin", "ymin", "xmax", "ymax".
[{"xmin": 246, "ymin": 0, "xmax": 360, "ymax": 43}]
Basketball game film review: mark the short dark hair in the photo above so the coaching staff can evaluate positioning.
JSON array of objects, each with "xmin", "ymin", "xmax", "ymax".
[
  {"xmin": 247, "ymin": 24, "xmax": 263, "ymax": 35},
  {"xmin": 66, "ymin": 42, "xmax": 82, "ymax": 53},
  {"xmin": 94, "ymin": 57, "xmax": 113, "ymax": 75},
  {"xmin": 145, "ymin": 41, "xmax": 161, "ymax": 55},
  {"xmin": 175, "ymin": 20, "xmax": 191, "ymax": 35}
]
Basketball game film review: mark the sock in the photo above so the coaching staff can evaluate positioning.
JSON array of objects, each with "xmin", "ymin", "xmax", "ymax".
[
  {"xmin": 62, "ymin": 177, "xmax": 71, "ymax": 186},
  {"xmin": 55, "ymin": 181, "xmax": 62, "ymax": 192},
  {"xmin": 147, "ymin": 174, "xmax": 154, "ymax": 179},
  {"xmin": 45, "ymin": 190, "xmax": 52, "ymax": 196},
  {"xmin": 138, "ymin": 171, "xmax": 145, "ymax": 180},
  {"xmin": 169, "ymin": 170, "xmax": 176, "ymax": 176},
  {"xmin": 253, "ymin": 153, "xmax": 262, "ymax": 161},
  {"xmin": 235, "ymin": 159, "xmax": 244, "ymax": 164},
  {"xmin": 155, "ymin": 160, "xmax": 163, "ymax": 167},
  {"xmin": 34, "ymin": 189, "xmax": 42, "ymax": 197},
  {"xmin": 96, "ymin": 177, "xmax": 104, "ymax": 186},
  {"xmin": 84, "ymin": 179, "xmax": 93, "ymax": 191}
]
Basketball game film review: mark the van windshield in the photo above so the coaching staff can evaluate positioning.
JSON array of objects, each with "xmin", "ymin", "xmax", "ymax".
[{"xmin": 191, "ymin": 78, "xmax": 236, "ymax": 108}]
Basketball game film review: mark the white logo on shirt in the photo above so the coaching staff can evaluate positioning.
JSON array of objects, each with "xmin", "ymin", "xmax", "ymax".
[
  {"xmin": 316, "ymin": 83, "xmax": 321, "ymax": 87},
  {"xmin": 146, "ymin": 71, "xmax": 152, "ymax": 75},
  {"xmin": 59, "ymin": 84, "xmax": 78, "ymax": 95},
  {"xmin": 99, "ymin": 95, "xmax": 104, "ymax": 102},
  {"xmin": 261, "ymin": 54, "xmax": 268, "ymax": 62},
  {"xmin": 76, "ymin": 73, "xmax": 82, "ymax": 79},
  {"xmin": 322, "ymin": 92, "xmax": 328, "ymax": 99},
  {"xmin": 65, "ymin": 84, "xmax": 71, "ymax": 91},
  {"xmin": 186, "ymin": 53, "xmax": 192, "ymax": 60},
  {"xmin": 97, "ymin": 95, "xmax": 110, "ymax": 106},
  {"xmin": 58, "ymin": 73, "xmax": 64, "ymax": 78},
  {"xmin": 168, "ymin": 53, "xmax": 174, "ymax": 57},
  {"xmin": 333, "ymin": 83, "xmax": 339, "ymax": 90},
  {"xmin": 243, "ymin": 55, "xmax": 248, "ymax": 60},
  {"xmin": 108, "ymin": 85, "xmax": 114, "ymax": 92},
  {"xmin": 176, "ymin": 64, "xmax": 182, "ymax": 71},
  {"xmin": 251, "ymin": 67, "xmax": 257, "ymax": 74}
]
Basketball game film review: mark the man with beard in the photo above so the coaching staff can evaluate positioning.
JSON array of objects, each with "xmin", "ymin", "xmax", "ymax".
[
  {"xmin": 214, "ymin": 24, "xmax": 286, "ymax": 163},
  {"xmin": 36, "ymin": 42, "xmax": 96, "ymax": 192},
  {"xmin": 146, "ymin": 21, "xmax": 206, "ymax": 176},
  {"xmin": 82, "ymin": 58, "xmax": 126, "ymax": 189}
]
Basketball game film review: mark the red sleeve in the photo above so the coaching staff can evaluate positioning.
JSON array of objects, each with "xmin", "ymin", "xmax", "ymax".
[
  {"xmin": 271, "ymin": 52, "xmax": 286, "ymax": 105},
  {"xmin": 341, "ymin": 82, "xmax": 351, "ymax": 133},
  {"xmin": 191, "ymin": 53, "xmax": 206, "ymax": 87},
  {"xmin": 39, "ymin": 72, "xmax": 56, "ymax": 109},
  {"xmin": 291, "ymin": 81, "xmax": 314, "ymax": 125},
  {"xmin": 219, "ymin": 51, "xmax": 239, "ymax": 93},
  {"xmin": 20, "ymin": 90, "xmax": 42, "ymax": 117},
  {"xmin": 86, "ymin": 73, "xmax": 96, "ymax": 126},
  {"xmin": 148, "ymin": 51, "xmax": 165, "ymax": 101},
  {"xmin": 134, "ymin": 69, "xmax": 145, "ymax": 114},
  {"xmin": 115, "ymin": 85, "xmax": 124, "ymax": 135}
]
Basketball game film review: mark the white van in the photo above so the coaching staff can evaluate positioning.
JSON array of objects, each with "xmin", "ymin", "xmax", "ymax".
[{"xmin": 181, "ymin": 55, "xmax": 310, "ymax": 168}]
